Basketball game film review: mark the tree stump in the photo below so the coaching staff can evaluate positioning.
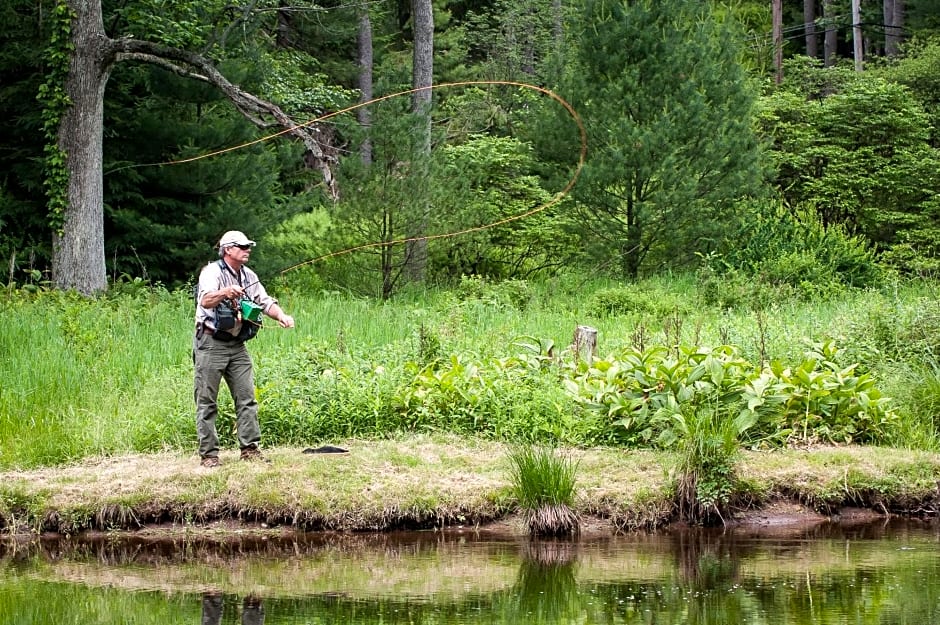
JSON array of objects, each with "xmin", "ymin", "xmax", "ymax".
[{"xmin": 572, "ymin": 325, "xmax": 598, "ymax": 364}]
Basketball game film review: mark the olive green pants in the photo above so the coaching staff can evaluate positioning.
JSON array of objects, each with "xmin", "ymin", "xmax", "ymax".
[{"xmin": 193, "ymin": 333, "xmax": 261, "ymax": 458}]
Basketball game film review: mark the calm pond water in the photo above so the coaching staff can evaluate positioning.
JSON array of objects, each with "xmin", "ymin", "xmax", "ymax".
[{"xmin": 1, "ymin": 518, "xmax": 938, "ymax": 624}]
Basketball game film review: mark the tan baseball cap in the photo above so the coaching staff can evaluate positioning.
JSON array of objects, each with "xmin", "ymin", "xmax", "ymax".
[{"xmin": 218, "ymin": 230, "xmax": 256, "ymax": 247}]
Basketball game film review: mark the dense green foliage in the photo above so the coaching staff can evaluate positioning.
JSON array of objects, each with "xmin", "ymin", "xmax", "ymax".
[
  {"xmin": 5, "ymin": 1, "xmax": 940, "ymax": 292},
  {"xmin": 564, "ymin": 341, "xmax": 895, "ymax": 448},
  {"xmin": 4, "ymin": 274, "xmax": 940, "ymax": 470},
  {"xmin": 759, "ymin": 62, "xmax": 940, "ymax": 272},
  {"xmin": 37, "ymin": 0, "xmax": 73, "ymax": 235},
  {"xmin": 5, "ymin": 0, "xmax": 940, "ymax": 513}
]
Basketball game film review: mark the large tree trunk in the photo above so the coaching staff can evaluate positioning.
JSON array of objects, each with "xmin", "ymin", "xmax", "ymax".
[
  {"xmin": 53, "ymin": 0, "xmax": 113, "ymax": 294},
  {"xmin": 852, "ymin": 0, "xmax": 863, "ymax": 71},
  {"xmin": 772, "ymin": 0, "xmax": 783, "ymax": 84},
  {"xmin": 357, "ymin": 2, "xmax": 373, "ymax": 166},
  {"xmin": 884, "ymin": 0, "xmax": 905, "ymax": 57},
  {"xmin": 406, "ymin": 0, "xmax": 433, "ymax": 283},
  {"xmin": 823, "ymin": 0, "xmax": 839, "ymax": 66},
  {"xmin": 50, "ymin": 0, "xmax": 338, "ymax": 295},
  {"xmin": 804, "ymin": 0, "xmax": 818, "ymax": 58}
]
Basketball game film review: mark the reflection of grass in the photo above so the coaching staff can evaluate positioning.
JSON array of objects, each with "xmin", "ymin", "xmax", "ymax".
[
  {"xmin": 507, "ymin": 445, "xmax": 579, "ymax": 536},
  {"xmin": 16, "ymin": 529, "xmax": 940, "ymax": 605},
  {"xmin": 35, "ymin": 539, "xmax": 520, "ymax": 600},
  {"xmin": 510, "ymin": 553, "xmax": 580, "ymax": 623},
  {"xmin": 8, "ymin": 540, "xmax": 940, "ymax": 625}
]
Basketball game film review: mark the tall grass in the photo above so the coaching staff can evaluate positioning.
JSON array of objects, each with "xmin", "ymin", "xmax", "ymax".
[
  {"xmin": 1, "ymin": 289, "xmax": 193, "ymax": 465},
  {"xmin": 506, "ymin": 445, "xmax": 580, "ymax": 536},
  {"xmin": 3, "ymin": 273, "xmax": 940, "ymax": 469},
  {"xmin": 671, "ymin": 406, "xmax": 743, "ymax": 525}
]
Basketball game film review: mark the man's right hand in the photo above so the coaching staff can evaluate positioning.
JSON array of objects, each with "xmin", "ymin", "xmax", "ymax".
[
  {"xmin": 200, "ymin": 285, "xmax": 244, "ymax": 309},
  {"xmin": 223, "ymin": 285, "xmax": 244, "ymax": 299}
]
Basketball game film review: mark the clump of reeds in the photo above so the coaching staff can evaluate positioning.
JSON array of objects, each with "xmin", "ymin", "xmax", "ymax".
[
  {"xmin": 672, "ymin": 407, "xmax": 740, "ymax": 525},
  {"xmin": 507, "ymin": 445, "xmax": 580, "ymax": 536}
]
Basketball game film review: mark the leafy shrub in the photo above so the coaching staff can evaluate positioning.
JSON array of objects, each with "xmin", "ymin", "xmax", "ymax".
[
  {"xmin": 696, "ymin": 262, "xmax": 796, "ymax": 310},
  {"xmin": 587, "ymin": 284, "xmax": 695, "ymax": 318},
  {"xmin": 758, "ymin": 250, "xmax": 847, "ymax": 299},
  {"xmin": 563, "ymin": 345, "xmax": 756, "ymax": 446},
  {"xmin": 743, "ymin": 340, "xmax": 897, "ymax": 445},
  {"xmin": 562, "ymin": 341, "xmax": 897, "ymax": 448},
  {"xmin": 456, "ymin": 274, "xmax": 532, "ymax": 310},
  {"xmin": 880, "ymin": 241, "xmax": 940, "ymax": 277},
  {"xmin": 702, "ymin": 202, "xmax": 883, "ymax": 303}
]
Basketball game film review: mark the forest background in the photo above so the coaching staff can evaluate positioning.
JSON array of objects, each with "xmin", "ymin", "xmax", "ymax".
[{"xmin": 5, "ymin": 0, "xmax": 940, "ymax": 520}]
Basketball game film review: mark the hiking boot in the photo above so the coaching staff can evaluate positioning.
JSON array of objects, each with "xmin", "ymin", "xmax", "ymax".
[
  {"xmin": 200, "ymin": 456, "xmax": 220, "ymax": 468},
  {"xmin": 240, "ymin": 446, "xmax": 270, "ymax": 463}
]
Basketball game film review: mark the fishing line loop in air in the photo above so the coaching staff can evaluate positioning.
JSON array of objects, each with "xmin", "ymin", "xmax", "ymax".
[{"xmin": 113, "ymin": 80, "xmax": 588, "ymax": 273}]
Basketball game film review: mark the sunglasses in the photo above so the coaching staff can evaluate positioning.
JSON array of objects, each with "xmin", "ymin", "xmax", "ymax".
[{"xmin": 233, "ymin": 244, "xmax": 252, "ymax": 250}]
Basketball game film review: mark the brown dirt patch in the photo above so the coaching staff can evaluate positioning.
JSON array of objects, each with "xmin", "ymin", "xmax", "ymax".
[{"xmin": 730, "ymin": 500, "xmax": 828, "ymax": 528}]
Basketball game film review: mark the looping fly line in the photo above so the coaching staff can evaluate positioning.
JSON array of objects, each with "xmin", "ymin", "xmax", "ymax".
[{"xmin": 123, "ymin": 80, "xmax": 587, "ymax": 274}]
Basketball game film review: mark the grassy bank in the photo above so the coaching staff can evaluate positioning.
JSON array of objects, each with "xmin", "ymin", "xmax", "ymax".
[
  {"xmin": 5, "ymin": 273, "xmax": 940, "ymax": 533},
  {"xmin": 1, "ymin": 434, "xmax": 939, "ymax": 536}
]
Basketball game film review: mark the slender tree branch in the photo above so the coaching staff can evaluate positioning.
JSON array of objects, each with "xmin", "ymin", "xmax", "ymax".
[
  {"xmin": 114, "ymin": 52, "xmax": 210, "ymax": 83},
  {"xmin": 109, "ymin": 36, "xmax": 338, "ymax": 199},
  {"xmin": 211, "ymin": 0, "xmax": 262, "ymax": 52}
]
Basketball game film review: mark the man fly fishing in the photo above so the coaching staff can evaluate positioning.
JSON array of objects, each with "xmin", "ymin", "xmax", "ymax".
[{"xmin": 193, "ymin": 230, "xmax": 295, "ymax": 467}]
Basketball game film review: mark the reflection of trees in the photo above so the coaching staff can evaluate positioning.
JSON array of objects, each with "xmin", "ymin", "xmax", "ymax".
[
  {"xmin": 0, "ymin": 530, "xmax": 514, "ymax": 566},
  {"xmin": 0, "ymin": 518, "xmax": 919, "ymax": 566},
  {"xmin": 5, "ymin": 521, "xmax": 940, "ymax": 624}
]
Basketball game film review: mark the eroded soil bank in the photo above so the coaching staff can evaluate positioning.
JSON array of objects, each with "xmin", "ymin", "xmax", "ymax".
[{"xmin": 0, "ymin": 436, "xmax": 938, "ymax": 540}]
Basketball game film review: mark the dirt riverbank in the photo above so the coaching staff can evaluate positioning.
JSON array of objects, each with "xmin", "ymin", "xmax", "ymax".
[{"xmin": 0, "ymin": 436, "xmax": 937, "ymax": 539}]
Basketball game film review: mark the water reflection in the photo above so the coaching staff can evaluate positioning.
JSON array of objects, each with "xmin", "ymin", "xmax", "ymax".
[
  {"xmin": 511, "ymin": 540, "xmax": 580, "ymax": 623},
  {"xmin": 671, "ymin": 528, "xmax": 742, "ymax": 589},
  {"xmin": 202, "ymin": 592, "xmax": 264, "ymax": 625},
  {"xmin": 1, "ymin": 519, "xmax": 938, "ymax": 625}
]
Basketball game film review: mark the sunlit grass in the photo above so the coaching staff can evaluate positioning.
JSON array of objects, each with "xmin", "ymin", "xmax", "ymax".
[
  {"xmin": 4, "ymin": 274, "xmax": 940, "ymax": 469},
  {"xmin": 0, "ymin": 439, "xmax": 937, "ymax": 536}
]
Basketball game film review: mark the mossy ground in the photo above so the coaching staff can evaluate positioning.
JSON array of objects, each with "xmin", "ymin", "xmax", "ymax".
[{"xmin": 1, "ymin": 434, "xmax": 937, "ymax": 538}]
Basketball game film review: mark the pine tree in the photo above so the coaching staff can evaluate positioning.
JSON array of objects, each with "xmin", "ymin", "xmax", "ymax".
[{"xmin": 552, "ymin": 0, "xmax": 766, "ymax": 278}]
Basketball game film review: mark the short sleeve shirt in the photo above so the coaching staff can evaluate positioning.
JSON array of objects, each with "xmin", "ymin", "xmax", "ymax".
[{"xmin": 195, "ymin": 260, "xmax": 278, "ymax": 335}]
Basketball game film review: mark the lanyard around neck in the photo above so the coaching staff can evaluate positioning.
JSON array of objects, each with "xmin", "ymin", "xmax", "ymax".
[{"xmin": 218, "ymin": 259, "xmax": 245, "ymax": 286}]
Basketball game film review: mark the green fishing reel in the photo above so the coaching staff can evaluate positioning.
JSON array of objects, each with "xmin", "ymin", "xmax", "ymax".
[{"xmin": 239, "ymin": 298, "xmax": 263, "ymax": 322}]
